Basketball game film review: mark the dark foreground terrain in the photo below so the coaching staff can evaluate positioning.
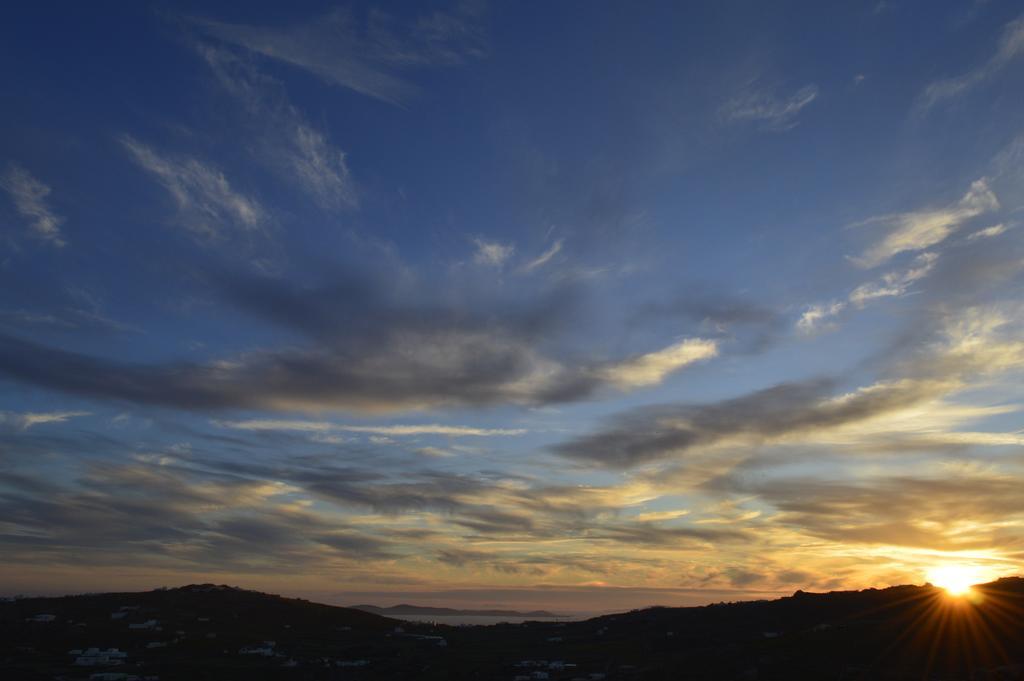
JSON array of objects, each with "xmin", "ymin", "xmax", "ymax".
[{"xmin": 2, "ymin": 578, "xmax": 1023, "ymax": 680}]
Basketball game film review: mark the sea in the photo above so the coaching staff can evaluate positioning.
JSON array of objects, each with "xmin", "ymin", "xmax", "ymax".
[{"xmin": 391, "ymin": 613, "xmax": 587, "ymax": 626}]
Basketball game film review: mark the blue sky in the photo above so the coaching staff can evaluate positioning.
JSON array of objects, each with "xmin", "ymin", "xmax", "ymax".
[{"xmin": 1, "ymin": 1, "xmax": 1023, "ymax": 611}]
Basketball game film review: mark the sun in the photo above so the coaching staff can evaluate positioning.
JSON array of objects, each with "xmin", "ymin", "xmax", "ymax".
[{"xmin": 926, "ymin": 564, "xmax": 986, "ymax": 596}]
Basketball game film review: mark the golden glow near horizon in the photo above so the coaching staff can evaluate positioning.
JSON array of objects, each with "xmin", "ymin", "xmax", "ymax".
[{"xmin": 926, "ymin": 564, "xmax": 991, "ymax": 597}]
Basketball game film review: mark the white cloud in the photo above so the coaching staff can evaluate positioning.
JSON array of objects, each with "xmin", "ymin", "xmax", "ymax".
[
  {"xmin": 599, "ymin": 338, "xmax": 718, "ymax": 389},
  {"xmin": 473, "ymin": 238, "xmax": 515, "ymax": 266},
  {"xmin": 852, "ymin": 178, "xmax": 998, "ymax": 268},
  {"xmin": 521, "ymin": 239, "xmax": 564, "ymax": 272},
  {"xmin": 634, "ymin": 509, "xmax": 690, "ymax": 522},
  {"xmin": 721, "ymin": 83, "xmax": 819, "ymax": 132},
  {"xmin": 416, "ymin": 446, "xmax": 455, "ymax": 458},
  {"xmin": 796, "ymin": 301, "xmax": 846, "ymax": 334},
  {"xmin": 849, "ymin": 252, "xmax": 939, "ymax": 306},
  {"xmin": 0, "ymin": 164, "xmax": 66, "ymax": 246},
  {"xmin": 918, "ymin": 14, "xmax": 1024, "ymax": 111},
  {"xmin": 214, "ymin": 419, "xmax": 526, "ymax": 437},
  {"xmin": 1, "ymin": 411, "xmax": 89, "ymax": 430},
  {"xmin": 967, "ymin": 223, "xmax": 1008, "ymax": 241},
  {"xmin": 120, "ymin": 135, "xmax": 266, "ymax": 241}
]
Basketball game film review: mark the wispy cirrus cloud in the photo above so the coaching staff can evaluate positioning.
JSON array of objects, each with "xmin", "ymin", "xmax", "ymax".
[
  {"xmin": 797, "ymin": 252, "xmax": 941, "ymax": 333},
  {"xmin": 521, "ymin": 239, "xmax": 564, "ymax": 272},
  {"xmin": 0, "ymin": 410, "xmax": 89, "ymax": 430},
  {"xmin": 721, "ymin": 82, "xmax": 819, "ymax": 132},
  {"xmin": 967, "ymin": 223, "xmax": 1009, "ymax": 241},
  {"xmin": 196, "ymin": 44, "xmax": 358, "ymax": 210},
  {"xmin": 120, "ymin": 135, "xmax": 266, "ymax": 242},
  {"xmin": 848, "ymin": 251, "xmax": 939, "ymax": 306},
  {"xmin": 1, "ymin": 164, "xmax": 66, "ymax": 247},
  {"xmin": 851, "ymin": 178, "xmax": 998, "ymax": 268},
  {"xmin": 917, "ymin": 14, "xmax": 1024, "ymax": 112},
  {"xmin": 191, "ymin": 5, "xmax": 487, "ymax": 106}
]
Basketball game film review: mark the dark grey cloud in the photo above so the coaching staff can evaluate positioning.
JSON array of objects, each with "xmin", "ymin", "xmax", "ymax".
[
  {"xmin": 0, "ymin": 328, "xmax": 548, "ymax": 412},
  {"xmin": 922, "ymin": 226, "xmax": 1024, "ymax": 305},
  {"xmin": 451, "ymin": 507, "xmax": 536, "ymax": 535},
  {"xmin": 722, "ymin": 567, "xmax": 764, "ymax": 587},
  {"xmin": 0, "ymin": 461, "xmax": 396, "ymax": 572},
  {"xmin": 634, "ymin": 290, "xmax": 782, "ymax": 330},
  {"xmin": 631, "ymin": 290, "xmax": 784, "ymax": 354},
  {"xmin": 436, "ymin": 547, "xmax": 491, "ymax": 567},
  {"xmin": 592, "ymin": 522, "xmax": 749, "ymax": 547},
  {"xmin": 552, "ymin": 377, "xmax": 945, "ymax": 468},
  {"xmin": 301, "ymin": 471, "xmax": 483, "ymax": 515},
  {"xmin": 198, "ymin": 454, "xmax": 749, "ymax": 549},
  {"xmin": 710, "ymin": 474, "xmax": 1024, "ymax": 552},
  {"xmin": 212, "ymin": 268, "xmax": 578, "ymax": 347},
  {"xmin": 0, "ymin": 267, "xmax": 716, "ymax": 412}
]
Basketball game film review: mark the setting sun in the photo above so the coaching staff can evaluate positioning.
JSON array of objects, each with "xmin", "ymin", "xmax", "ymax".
[{"xmin": 926, "ymin": 565, "xmax": 989, "ymax": 596}]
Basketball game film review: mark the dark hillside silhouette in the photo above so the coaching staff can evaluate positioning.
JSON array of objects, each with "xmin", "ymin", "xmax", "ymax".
[{"xmin": 2, "ymin": 579, "xmax": 1023, "ymax": 679}]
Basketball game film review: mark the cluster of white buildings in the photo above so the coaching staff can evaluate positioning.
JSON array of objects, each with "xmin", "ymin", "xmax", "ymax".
[{"xmin": 71, "ymin": 647, "xmax": 128, "ymax": 666}]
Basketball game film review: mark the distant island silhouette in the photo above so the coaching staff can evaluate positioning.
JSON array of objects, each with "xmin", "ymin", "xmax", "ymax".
[{"xmin": 351, "ymin": 603, "xmax": 568, "ymax": 618}]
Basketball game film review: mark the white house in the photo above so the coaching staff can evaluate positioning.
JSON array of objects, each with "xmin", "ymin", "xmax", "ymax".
[{"xmin": 128, "ymin": 620, "xmax": 158, "ymax": 630}]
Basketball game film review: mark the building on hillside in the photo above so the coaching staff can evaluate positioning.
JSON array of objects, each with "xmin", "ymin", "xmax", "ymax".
[{"xmin": 27, "ymin": 613, "xmax": 56, "ymax": 622}]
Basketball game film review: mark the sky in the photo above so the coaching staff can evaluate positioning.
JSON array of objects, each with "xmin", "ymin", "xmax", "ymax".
[{"xmin": 1, "ymin": 1, "xmax": 1023, "ymax": 613}]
